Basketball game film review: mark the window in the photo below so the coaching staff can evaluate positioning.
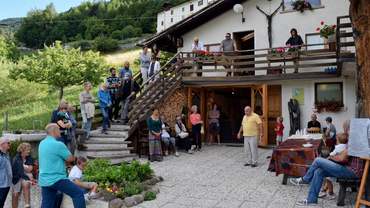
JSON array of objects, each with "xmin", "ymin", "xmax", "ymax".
[
  {"xmin": 161, "ymin": 21, "xmax": 164, "ymax": 26},
  {"xmin": 283, "ymin": 0, "xmax": 322, "ymax": 11},
  {"xmin": 171, "ymin": 10, "xmax": 174, "ymax": 15},
  {"xmin": 198, "ymin": 0, "xmax": 204, "ymax": 6},
  {"xmin": 315, "ymin": 82, "xmax": 343, "ymax": 106},
  {"xmin": 182, "ymin": 7, "xmax": 185, "ymax": 12},
  {"xmin": 190, "ymin": 4, "xmax": 194, "ymax": 11},
  {"xmin": 305, "ymin": 33, "xmax": 324, "ymax": 50},
  {"xmin": 171, "ymin": 18, "xmax": 173, "ymax": 23}
]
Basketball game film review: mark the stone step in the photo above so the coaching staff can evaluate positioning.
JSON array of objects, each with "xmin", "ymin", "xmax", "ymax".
[
  {"xmin": 86, "ymin": 153, "xmax": 137, "ymax": 160},
  {"xmin": 77, "ymin": 149, "xmax": 133, "ymax": 158},
  {"xmin": 89, "ymin": 131, "xmax": 128, "ymax": 138},
  {"xmin": 82, "ymin": 145, "xmax": 134, "ymax": 152},
  {"xmin": 84, "ymin": 143, "xmax": 129, "ymax": 151},
  {"xmin": 84, "ymin": 137, "xmax": 131, "ymax": 144},
  {"xmin": 97, "ymin": 124, "xmax": 130, "ymax": 132},
  {"xmin": 109, "ymin": 157, "xmax": 137, "ymax": 165}
]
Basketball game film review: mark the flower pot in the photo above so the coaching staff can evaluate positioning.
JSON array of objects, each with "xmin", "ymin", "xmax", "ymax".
[{"xmin": 327, "ymin": 34, "xmax": 336, "ymax": 43}]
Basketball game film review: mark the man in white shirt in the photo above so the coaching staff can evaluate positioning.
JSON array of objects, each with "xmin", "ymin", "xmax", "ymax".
[{"xmin": 191, "ymin": 37, "xmax": 204, "ymax": 52}]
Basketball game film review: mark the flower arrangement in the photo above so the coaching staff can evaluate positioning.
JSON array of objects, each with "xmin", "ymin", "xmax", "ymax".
[
  {"xmin": 270, "ymin": 47, "xmax": 285, "ymax": 54},
  {"xmin": 315, "ymin": 101, "xmax": 342, "ymax": 113},
  {"xmin": 292, "ymin": 0, "xmax": 312, "ymax": 12},
  {"xmin": 316, "ymin": 21, "xmax": 336, "ymax": 39}
]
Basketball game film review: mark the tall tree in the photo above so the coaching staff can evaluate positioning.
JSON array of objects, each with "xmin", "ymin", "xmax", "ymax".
[
  {"xmin": 349, "ymin": 0, "xmax": 370, "ymax": 117},
  {"xmin": 9, "ymin": 41, "xmax": 107, "ymax": 100}
]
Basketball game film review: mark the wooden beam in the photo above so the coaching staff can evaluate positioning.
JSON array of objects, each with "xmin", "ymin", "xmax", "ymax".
[
  {"xmin": 262, "ymin": 84, "xmax": 268, "ymax": 146},
  {"xmin": 200, "ymin": 88, "xmax": 206, "ymax": 143},
  {"xmin": 187, "ymin": 87, "xmax": 192, "ymax": 129}
]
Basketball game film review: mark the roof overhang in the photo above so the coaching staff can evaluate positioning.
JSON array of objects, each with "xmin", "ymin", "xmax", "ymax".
[{"xmin": 139, "ymin": 0, "xmax": 247, "ymax": 52}]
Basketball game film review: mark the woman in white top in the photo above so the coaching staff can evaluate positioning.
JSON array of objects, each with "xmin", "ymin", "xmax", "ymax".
[{"xmin": 148, "ymin": 55, "xmax": 161, "ymax": 81}]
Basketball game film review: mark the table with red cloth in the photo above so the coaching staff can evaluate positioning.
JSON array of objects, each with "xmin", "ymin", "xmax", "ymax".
[{"xmin": 268, "ymin": 139, "xmax": 322, "ymax": 184}]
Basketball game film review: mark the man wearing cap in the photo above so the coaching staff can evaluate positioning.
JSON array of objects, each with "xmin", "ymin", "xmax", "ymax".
[
  {"xmin": 39, "ymin": 123, "xmax": 85, "ymax": 208},
  {"xmin": 0, "ymin": 137, "xmax": 12, "ymax": 208},
  {"xmin": 119, "ymin": 73, "xmax": 140, "ymax": 124}
]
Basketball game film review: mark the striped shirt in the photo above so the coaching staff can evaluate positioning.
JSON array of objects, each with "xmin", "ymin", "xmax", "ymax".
[{"xmin": 106, "ymin": 76, "xmax": 121, "ymax": 96}]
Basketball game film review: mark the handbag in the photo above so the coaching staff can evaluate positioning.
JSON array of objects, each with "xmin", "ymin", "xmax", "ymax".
[{"xmin": 200, "ymin": 125, "xmax": 205, "ymax": 134}]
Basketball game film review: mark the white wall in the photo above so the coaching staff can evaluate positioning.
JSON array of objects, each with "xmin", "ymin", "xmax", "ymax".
[
  {"xmin": 280, "ymin": 77, "xmax": 356, "ymax": 139},
  {"xmin": 179, "ymin": 0, "xmax": 349, "ymax": 51},
  {"xmin": 157, "ymin": 0, "xmax": 217, "ymax": 33}
]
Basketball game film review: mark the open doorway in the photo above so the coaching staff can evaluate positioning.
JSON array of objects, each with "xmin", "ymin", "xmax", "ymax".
[
  {"xmin": 233, "ymin": 31, "xmax": 255, "ymax": 75},
  {"xmin": 207, "ymin": 88, "xmax": 251, "ymax": 143}
]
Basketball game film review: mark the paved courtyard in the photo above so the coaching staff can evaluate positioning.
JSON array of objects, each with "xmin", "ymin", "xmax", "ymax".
[{"xmin": 137, "ymin": 145, "xmax": 357, "ymax": 208}]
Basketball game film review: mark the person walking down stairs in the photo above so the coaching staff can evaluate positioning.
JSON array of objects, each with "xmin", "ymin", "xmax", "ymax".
[{"xmin": 98, "ymin": 83, "xmax": 112, "ymax": 134}]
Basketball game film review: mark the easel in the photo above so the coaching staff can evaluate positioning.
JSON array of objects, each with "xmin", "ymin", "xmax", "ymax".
[{"xmin": 356, "ymin": 157, "xmax": 370, "ymax": 208}]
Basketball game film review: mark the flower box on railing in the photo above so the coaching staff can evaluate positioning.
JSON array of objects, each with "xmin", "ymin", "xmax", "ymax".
[{"xmin": 267, "ymin": 50, "xmax": 299, "ymax": 61}]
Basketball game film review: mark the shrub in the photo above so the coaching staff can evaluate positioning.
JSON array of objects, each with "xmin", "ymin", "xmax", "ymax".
[
  {"xmin": 144, "ymin": 191, "xmax": 156, "ymax": 201},
  {"xmin": 93, "ymin": 36, "xmax": 119, "ymax": 52},
  {"xmin": 111, "ymin": 30, "xmax": 124, "ymax": 40},
  {"xmin": 124, "ymin": 181, "xmax": 143, "ymax": 196},
  {"xmin": 69, "ymin": 40, "xmax": 93, "ymax": 51},
  {"xmin": 9, "ymin": 140, "xmax": 22, "ymax": 158}
]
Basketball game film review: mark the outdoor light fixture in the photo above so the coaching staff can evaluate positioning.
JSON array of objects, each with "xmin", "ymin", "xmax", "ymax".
[{"xmin": 233, "ymin": 4, "xmax": 245, "ymax": 23}]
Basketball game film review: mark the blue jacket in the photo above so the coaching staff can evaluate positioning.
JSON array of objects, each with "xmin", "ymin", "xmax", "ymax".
[{"xmin": 98, "ymin": 89, "xmax": 112, "ymax": 108}]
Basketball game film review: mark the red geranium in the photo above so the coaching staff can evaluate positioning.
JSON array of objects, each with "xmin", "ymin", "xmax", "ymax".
[
  {"xmin": 316, "ymin": 27, "xmax": 320, "ymax": 32},
  {"xmin": 320, "ymin": 21, "xmax": 324, "ymax": 25}
]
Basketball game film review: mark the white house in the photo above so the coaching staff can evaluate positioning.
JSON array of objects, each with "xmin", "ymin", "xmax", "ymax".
[
  {"xmin": 142, "ymin": 0, "xmax": 356, "ymax": 145},
  {"xmin": 157, "ymin": 0, "xmax": 217, "ymax": 33}
]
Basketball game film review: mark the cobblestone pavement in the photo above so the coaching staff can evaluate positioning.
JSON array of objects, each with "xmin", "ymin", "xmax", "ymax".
[{"xmin": 136, "ymin": 145, "xmax": 357, "ymax": 208}]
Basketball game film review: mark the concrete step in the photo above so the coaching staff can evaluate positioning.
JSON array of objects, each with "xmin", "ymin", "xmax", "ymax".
[
  {"xmin": 109, "ymin": 157, "xmax": 138, "ymax": 165},
  {"xmin": 84, "ymin": 143, "xmax": 129, "ymax": 151},
  {"xmin": 89, "ymin": 131, "xmax": 128, "ymax": 138},
  {"xmin": 85, "ymin": 153, "xmax": 137, "ymax": 160},
  {"xmin": 84, "ymin": 137, "xmax": 131, "ymax": 144},
  {"xmin": 77, "ymin": 149, "xmax": 133, "ymax": 158},
  {"xmin": 97, "ymin": 125, "xmax": 130, "ymax": 132}
]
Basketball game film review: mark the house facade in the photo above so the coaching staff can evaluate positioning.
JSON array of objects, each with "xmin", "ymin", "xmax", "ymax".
[
  {"xmin": 138, "ymin": 0, "xmax": 356, "ymax": 146},
  {"xmin": 157, "ymin": 0, "xmax": 217, "ymax": 33}
]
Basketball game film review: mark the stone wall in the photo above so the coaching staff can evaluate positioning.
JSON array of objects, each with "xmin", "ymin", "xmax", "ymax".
[{"xmin": 157, "ymin": 88, "xmax": 187, "ymax": 130}]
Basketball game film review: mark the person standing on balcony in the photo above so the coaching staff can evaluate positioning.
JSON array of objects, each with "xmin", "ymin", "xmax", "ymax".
[
  {"xmin": 192, "ymin": 37, "xmax": 204, "ymax": 77},
  {"xmin": 147, "ymin": 109, "xmax": 163, "ymax": 162},
  {"xmin": 79, "ymin": 82, "xmax": 95, "ymax": 140},
  {"xmin": 98, "ymin": 83, "xmax": 112, "ymax": 134},
  {"xmin": 237, "ymin": 106, "xmax": 263, "ymax": 167},
  {"xmin": 106, "ymin": 67, "xmax": 121, "ymax": 122},
  {"xmin": 190, "ymin": 105, "xmax": 203, "ymax": 151},
  {"xmin": 139, "ymin": 46, "xmax": 151, "ymax": 85},
  {"xmin": 0, "ymin": 137, "xmax": 12, "ymax": 208},
  {"xmin": 285, "ymin": 28, "xmax": 304, "ymax": 48},
  {"xmin": 119, "ymin": 73, "xmax": 140, "ymax": 124},
  {"xmin": 148, "ymin": 55, "xmax": 161, "ymax": 81},
  {"xmin": 220, "ymin": 33, "xmax": 237, "ymax": 76},
  {"xmin": 119, "ymin": 61, "xmax": 133, "ymax": 79}
]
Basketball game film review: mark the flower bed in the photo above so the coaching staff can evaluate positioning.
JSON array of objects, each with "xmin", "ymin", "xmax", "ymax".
[{"xmin": 84, "ymin": 159, "xmax": 163, "ymax": 207}]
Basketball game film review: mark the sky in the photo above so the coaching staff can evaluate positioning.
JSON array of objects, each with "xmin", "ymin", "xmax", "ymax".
[{"xmin": 0, "ymin": 0, "xmax": 92, "ymax": 20}]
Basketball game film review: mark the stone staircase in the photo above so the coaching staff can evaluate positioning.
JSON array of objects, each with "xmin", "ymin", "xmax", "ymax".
[{"xmin": 76, "ymin": 124, "xmax": 137, "ymax": 164}]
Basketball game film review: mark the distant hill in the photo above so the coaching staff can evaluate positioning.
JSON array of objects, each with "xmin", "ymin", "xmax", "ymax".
[{"xmin": 0, "ymin": 17, "xmax": 22, "ymax": 27}]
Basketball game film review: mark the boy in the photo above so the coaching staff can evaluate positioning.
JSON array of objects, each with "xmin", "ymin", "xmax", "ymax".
[
  {"xmin": 319, "ymin": 133, "xmax": 348, "ymax": 199},
  {"xmin": 274, "ymin": 117, "xmax": 284, "ymax": 145},
  {"xmin": 69, "ymin": 157, "xmax": 98, "ymax": 200}
]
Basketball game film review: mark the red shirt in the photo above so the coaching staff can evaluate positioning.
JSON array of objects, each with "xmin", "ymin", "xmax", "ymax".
[
  {"xmin": 190, "ymin": 113, "xmax": 201, "ymax": 125},
  {"xmin": 275, "ymin": 123, "xmax": 284, "ymax": 136}
]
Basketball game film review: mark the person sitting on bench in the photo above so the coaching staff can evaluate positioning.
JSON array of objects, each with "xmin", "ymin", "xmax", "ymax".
[
  {"xmin": 175, "ymin": 116, "xmax": 194, "ymax": 154},
  {"xmin": 160, "ymin": 115, "xmax": 179, "ymax": 157}
]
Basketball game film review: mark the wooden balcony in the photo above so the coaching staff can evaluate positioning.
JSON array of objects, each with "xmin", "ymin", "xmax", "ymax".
[{"xmin": 179, "ymin": 43, "xmax": 354, "ymax": 86}]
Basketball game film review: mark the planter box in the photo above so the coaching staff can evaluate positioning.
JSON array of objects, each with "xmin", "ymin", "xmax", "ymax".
[{"xmin": 267, "ymin": 51, "xmax": 299, "ymax": 61}]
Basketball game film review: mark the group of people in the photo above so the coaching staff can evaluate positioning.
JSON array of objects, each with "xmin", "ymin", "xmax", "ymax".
[{"xmin": 0, "ymin": 124, "xmax": 99, "ymax": 208}]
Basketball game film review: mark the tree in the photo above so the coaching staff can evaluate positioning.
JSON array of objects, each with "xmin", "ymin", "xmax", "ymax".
[
  {"xmin": 0, "ymin": 35, "xmax": 19, "ymax": 61},
  {"xmin": 349, "ymin": 0, "xmax": 370, "ymax": 117},
  {"xmin": 9, "ymin": 41, "xmax": 107, "ymax": 100}
]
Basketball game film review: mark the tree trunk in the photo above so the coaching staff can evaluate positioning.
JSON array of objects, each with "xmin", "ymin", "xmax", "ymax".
[
  {"xmin": 349, "ymin": 0, "xmax": 370, "ymax": 117},
  {"xmin": 59, "ymin": 86, "xmax": 64, "ymax": 100}
]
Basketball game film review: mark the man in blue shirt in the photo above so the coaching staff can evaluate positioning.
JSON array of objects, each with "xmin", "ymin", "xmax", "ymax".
[
  {"xmin": 0, "ymin": 137, "xmax": 12, "ymax": 208},
  {"xmin": 119, "ymin": 61, "xmax": 133, "ymax": 78},
  {"xmin": 98, "ymin": 83, "xmax": 112, "ymax": 134},
  {"xmin": 39, "ymin": 123, "xmax": 85, "ymax": 208}
]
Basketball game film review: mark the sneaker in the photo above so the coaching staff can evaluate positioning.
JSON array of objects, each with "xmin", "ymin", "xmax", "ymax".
[
  {"xmin": 290, "ymin": 177, "xmax": 307, "ymax": 186},
  {"xmin": 164, "ymin": 151, "xmax": 168, "ymax": 156},
  {"xmin": 318, "ymin": 191, "xmax": 327, "ymax": 198},
  {"xmin": 89, "ymin": 192, "xmax": 99, "ymax": 199},
  {"xmin": 84, "ymin": 193, "xmax": 90, "ymax": 201},
  {"xmin": 175, "ymin": 152, "xmax": 180, "ymax": 157},
  {"xmin": 296, "ymin": 199, "xmax": 317, "ymax": 206},
  {"xmin": 251, "ymin": 164, "xmax": 258, "ymax": 168},
  {"xmin": 244, "ymin": 163, "xmax": 251, "ymax": 166},
  {"xmin": 190, "ymin": 145, "xmax": 196, "ymax": 151},
  {"xmin": 187, "ymin": 150, "xmax": 194, "ymax": 154},
  {"xmin": 327, "ymin": 193, "xmax": 336, "ymax": 200}
]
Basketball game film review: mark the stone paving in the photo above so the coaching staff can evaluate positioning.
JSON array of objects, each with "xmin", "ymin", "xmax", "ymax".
[{"xmin": 136, "ymin": 145, "xmax": 357, "ymax": 208}]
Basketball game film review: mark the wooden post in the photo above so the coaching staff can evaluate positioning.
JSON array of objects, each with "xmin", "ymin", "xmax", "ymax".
[
  {"xmin": 262, "ymin": 84, "xmax": 269, "ymax": 146},
  {"xmin": 355, "ymin": 158, "xmax": 370, "ymax": 208},
  {"xmin": 187, "ymin": 87, "xmax": 192, "ymax": 128},
  {"xmin": 251, "ymin": 87, "xmax": 255, "ymax": 110},
  {"xmin": 3, "ymin": 112, "xmax": 8, "ymax": 131},
  {"xmin": 200, "ymin": 88, "xmax": 206, "ymax": 143}
]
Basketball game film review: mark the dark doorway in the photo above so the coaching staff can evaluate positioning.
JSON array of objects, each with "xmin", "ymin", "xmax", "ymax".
[
  {"xmin": 233, "ymin": 31, "xmax": 255, "ymax": 76},
  {"xmin": 208, "ymin": 88, "xmax": 251, "ymax": 143}
]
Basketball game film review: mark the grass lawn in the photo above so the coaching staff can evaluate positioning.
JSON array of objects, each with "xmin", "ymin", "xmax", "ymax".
[{"xmin": 0, "ymin": 48, "xmax": 140, "ymax": 132}]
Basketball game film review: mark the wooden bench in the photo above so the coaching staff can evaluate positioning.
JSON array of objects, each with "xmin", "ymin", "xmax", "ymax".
[{"xmin": 337, "ymin": 178, "xmax": 360, "ymax": 206}]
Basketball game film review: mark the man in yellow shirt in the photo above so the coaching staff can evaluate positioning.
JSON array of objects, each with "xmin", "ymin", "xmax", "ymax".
[{"xmin": 237, "ymin": 106, "xmax": 263, "ymax": 167}]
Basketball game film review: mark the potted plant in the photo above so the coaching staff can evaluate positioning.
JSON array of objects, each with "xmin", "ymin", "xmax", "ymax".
[
  {"xmin": 316, "ymin": 21, "xmax": 337, "ymax": 51},
  {"xmin": 292, "ymin": 0, "xmax": 313, "ymax": 12}
]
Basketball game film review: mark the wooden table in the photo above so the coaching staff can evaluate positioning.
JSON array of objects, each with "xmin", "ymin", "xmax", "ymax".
[{"xmin": 268, "ymin": 138, "xmax": 322, "ymax": 184}]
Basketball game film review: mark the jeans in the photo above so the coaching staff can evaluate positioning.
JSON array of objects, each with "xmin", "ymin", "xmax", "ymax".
[
  {"xmin": 161, "ymin": 137, "xmax": 177, "ymax": 151},
  {"xmin": 101, "ymin": 107, "xmax": 110, "ymax": 130},
  {"xmin": 0, "ymin": 187, "xmax": 10, "ymax": 208},
  {"xmin": 109, "ymin": 97, "xmax": 120, "ymax": 120},
  {"xmin": 303, "ymin": 157, "xmax": 358, "ymax": 203},
  {"xmin": 120, "ymin": 98, "xmax": 130, "ymax": 121},
  {"xmin": 192, "ymin": 124, "xmax": 202, "ymax": 149},
  {"xmin": 41, "ymin": 179, "xmax": 85, "ymax": 208},
  {"xmin": 82, "ymin": 117, "xmax": 92, "ymax": 139},
  {"xmin": 244, "ymin": 136, "xmax": 258, "ymax": 165}
]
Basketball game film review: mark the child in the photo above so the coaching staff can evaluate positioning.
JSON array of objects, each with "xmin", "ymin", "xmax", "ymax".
[
  {"xmin": 69, "ymin": 157, "xmax": 98, "ymax": 200},
  {"xmin": 319, "ymin": 133, "xmax": 348, "ymax": 200},
  {"xmin": 274, "ymin": 117, "xmax": 284, "ymax": 145}
]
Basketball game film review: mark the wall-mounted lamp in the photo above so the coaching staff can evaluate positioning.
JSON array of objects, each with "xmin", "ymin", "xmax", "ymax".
[{"xmin": 233, "ymin": 4, "xmax": 245, "ymax": 23}]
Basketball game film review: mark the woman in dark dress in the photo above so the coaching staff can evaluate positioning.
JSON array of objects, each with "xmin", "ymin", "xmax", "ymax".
[
  {"xmin": 147, "ymin": 109, "xmax": 163, "ymax": 162},
  {"xmin": 286, "ymin": 28, "xmax": 304, "ymax": 48}
]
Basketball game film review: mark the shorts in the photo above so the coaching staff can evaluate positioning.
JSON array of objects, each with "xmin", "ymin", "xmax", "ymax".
[
  {"xmin": 209, "ymin": 123, "xmax": 220, "ymax": 134},
  {"xmin": 276, "ymin": 135, "xmax": 283, "ymax": 143}
]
